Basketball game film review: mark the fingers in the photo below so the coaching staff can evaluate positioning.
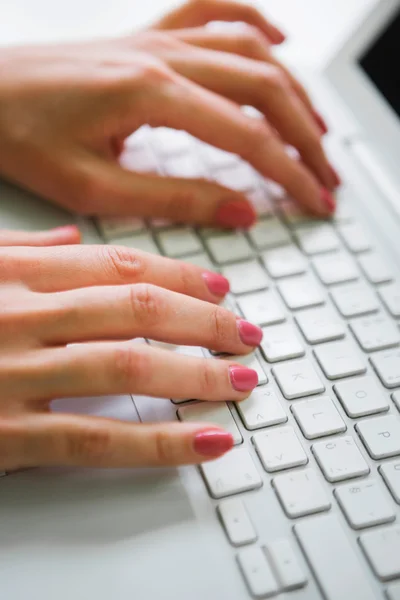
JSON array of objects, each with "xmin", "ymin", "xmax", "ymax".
[
  {"xmin": 171, "ymin": 27, "xmax": 318, "ymax": 125},
  {"xmin": 160, "ymin": 47, "xmax": 335, "ymax": 192},
  {"xmin": 9, "ymin": 343, "xmax": 259, "ymax": 401},
  {"xmin": 6, "ymin": 414, "xmax": 234, "ymax": 469},
  {"xmin": 0, "ymin": 245, "xmax": 229, "ymax": 301},
  {"xmin": 0, "ymin": 225, "xmax": 80, "ymax": 247},
  {"xmin": 113, "ymin": 74, "xmax": 334, "ymax": 216},
  {"xmin": 36, "ymin": 283, "xmax": 261, "ymax": 353},
  {"xmin": 152, "ymin": 0, "xmax": 285, "ymax": 45}
]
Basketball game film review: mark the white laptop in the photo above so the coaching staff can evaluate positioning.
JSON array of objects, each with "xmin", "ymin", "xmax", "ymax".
[{"xmin": 2, "ymin": 1, "xmax": 400, "ymax": 599}]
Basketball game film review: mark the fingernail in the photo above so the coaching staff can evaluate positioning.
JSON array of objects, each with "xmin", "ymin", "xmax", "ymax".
[
  {"xmin": 320, "ymin": 188, "xmax": 336, "ymax": 213},
  {"xmin": 194, "ymin": 428, "xmax": 234, "ymax": 457},
  {"xmin": 202, "ymin": 272, "xmax": 230, "ymax": 297},
  {"xmin": 329, "ymin": 166, "xmax": 342, "ymax": 188},
  {"xmin": 216, "ymin": 199, "xmax": 256, "ymax": 229},
  {"xmin": 229, "ymin": 366, "xmax": 258, "ymax": 392},
  {"xmin": 237, "ymin": 319, "xmax": 263, "ymax": 347},
  {"xmin": 313, "ymin": 111, "xmax": 329, "ymax": 135}
]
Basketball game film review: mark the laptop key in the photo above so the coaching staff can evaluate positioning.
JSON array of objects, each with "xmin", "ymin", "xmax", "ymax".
[
  {"xmin": 156, "ymin": 227, "xmax": 203, "ymax": 258},
  {"xmin": 237, "ymin": 290, "xmax": 285, "ymax": 327},
  {"xmin": 261, "ymin": 324, "xmax": 305, "ymax": 363},
  {"xmin": 334, "ymin": 376, "xmax": 389, "ymax": 418},
  {"xmin": 205, "ymin": 232, "xmax": 253, "ymax": 264},
  {"xmin": 294, "ymin": 515, "xmax": 378, "ymax": 600},
  {"xmin": 111, "ymin": 232, "xmax": 160, "ymax": 255},
  {"xmin": 312, "ymin": 252, "xmax": 359, "ymax": 285},
  {"xmin": 387, "ymin": 583, "xmax": 400, "ymax": 600},
  {"xmin": 273, "ymin": 468, "xmax": 331, "ymax": 518},
  {"xmin": 338, "ymin": 222, "xmax": 371, "ymax": 253},
  {"xmin": 360, "ymin": 526, "xmax": 400, "ymax": 581},
  {"xmin": 379, "ymin": 283, "xmax": 400, "ymax": 318},
  {"xmin": 295, "ymin": 307, "xmax": 346, "ymax": 344},
  {"xmin": 294, "ymin": 223, "xmax": 340, "ymax": 255},
  {"xmin": 356, "ymin": 415, "xmax": 400, "ymax": 459},
  {"xmin": 237, "ymin": 547, "xmax": 279, "ymax": 598},
  {"xmin": 278, "ymin": 275, "xmax": 325, "ymax": 310},
  {"xmin": 371, "ymin": 349, "xmax": 400, "ymax": 388},
  {"xmin": 330, "ymin": 282, "xmax": 380, "ymax": 317},
  {"xmin": 200, "ymin": 447, "xmax": 262, "ymax": 499},
  {"xmin": 291, "ymin": 396, "xmax": 346, "ymax": 439},
  {"xmin": 380, "ymin": 460, "xmax": 400, "ymax": 503},
  {"xmin": 236, "ymin": 386, "xmax": 287, "ymax": 430},
  {"xmin": 335, "ymin": 479, "xmax": 396, "ymax": 529},
  {"xmin": 253, "ymin": 426, "xmax": 308, "ymax": 472},
  {"xmin": 266, "ymin": 539, "xmax": 308, "ymax": 591},
  {"xmin": 314, "ymin": 340, "xmax": 367, "ymax": 380},
  {"xmin": 312, "ymin": 436, "xmax": 369, "ymax": 482},
  {"xmin": 273, "ymin": 359, "xmax": 325, "ymax": 399},
  {"xmin": 262, "ymin": 245, "xmax": 307, "ymax": 278},
  {"xmin": 350, "ymin": 315, "xmax": 400, "ymax": 352},
  {"xmin": 221, "ymin": 260, "xmax": 268, "ymax": 294},
  {"xmin": 248, "ymin": 216, "xmax": 291, "ymax": 250},
  {"xmin": 217, "ymin": 498, "xmax": 257, "ymax": 546},
  {"xmin": 358, "ymin": 253, "xmax": 393, "ymax": 284}
]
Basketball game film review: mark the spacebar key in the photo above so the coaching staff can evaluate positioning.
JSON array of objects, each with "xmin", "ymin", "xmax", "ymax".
[{"xmin": 294, "ymin": 515, "xmax": 377, "ymax": 600}]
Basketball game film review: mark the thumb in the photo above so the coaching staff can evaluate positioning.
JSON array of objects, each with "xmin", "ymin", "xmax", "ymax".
[
  {"xmin": 0, "ymin": 225, "xmax": 81, "ymax": 247},
  {"xmin": 82, "ymin": 159, "xmax": 257, "ymax": 228}
]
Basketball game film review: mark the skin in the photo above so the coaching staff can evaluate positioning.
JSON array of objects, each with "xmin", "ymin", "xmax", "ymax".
[{"xmin": 0, "ymin": 0, "xmax": 339, "ymax": 471}]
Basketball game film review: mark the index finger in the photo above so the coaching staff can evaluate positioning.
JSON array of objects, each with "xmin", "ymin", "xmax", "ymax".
[{"xmin": 152, "ymin": 0, "xmax": 285, "ymax": 45}]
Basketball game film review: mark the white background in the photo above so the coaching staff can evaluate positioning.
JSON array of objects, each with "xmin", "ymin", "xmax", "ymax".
[{"xmin": 0, "ymin": 0, "xmax": 376, "ymax": 69}]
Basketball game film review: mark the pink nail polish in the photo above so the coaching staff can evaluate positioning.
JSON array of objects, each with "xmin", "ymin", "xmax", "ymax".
[
  {"xmin": 193, "ymin": 429, "xmax": 234, "ymax": 457},
  {"xmin": 202, "ymin": 272, "xmax": 230, "ymax": 297},
  {"xmin": 216, "ymin": 199, "xmax": 256, "ymax": 229},
  {"xmin": 329, "ymin": 166, "xmax": 342, "ymax": 188},
  {"xmin": 313, "ymin": 111, "xmax": 329, "ymax": 135},
  {"xmin": 320, "ymin": 188, "xmax": 336, "ymax": 213},
  {"xmin": 237, "ymin": 320, "xmax": 263, "ymax": 347},
  {"xmin": 229, "ymin": 366, "xmax": 258, "ymax": 392}
]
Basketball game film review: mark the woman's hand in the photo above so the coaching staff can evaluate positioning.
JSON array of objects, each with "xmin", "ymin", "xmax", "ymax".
[
  {"xmin": 0, "ymin": 0, "xmax": 338, "ymax": 229},
  {"xmin": 0, "ymin": 227, "xmax": 262, "ymax": 471}
]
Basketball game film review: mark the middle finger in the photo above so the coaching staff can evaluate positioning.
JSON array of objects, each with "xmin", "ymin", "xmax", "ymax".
[
  {"xmin": 36, "ymin": 283, "xmax": 261, "ymax": 352},
  {"xmin": 159, "ymin": 45, "xmax": 335, "ymax": 190}
]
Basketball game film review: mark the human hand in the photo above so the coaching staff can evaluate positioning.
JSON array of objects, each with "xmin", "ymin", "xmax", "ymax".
[
  {"xmin": 0, "ymin": 227, "xmax": 261, "ymax": 471},
  {"xmin": 0, "ymin": 0, "xmax": 337, "ymax": 229}
]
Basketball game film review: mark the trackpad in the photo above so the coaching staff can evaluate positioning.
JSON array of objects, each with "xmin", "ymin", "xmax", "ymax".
[{"xmin": 0, "ymin": 397, "xmax": 216, "ymax": 600}]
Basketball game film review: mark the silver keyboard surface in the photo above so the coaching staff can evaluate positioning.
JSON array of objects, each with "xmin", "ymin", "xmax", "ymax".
[{"xmin": 96, "ymin": 126, "xmax": 400, "ymax": 600}]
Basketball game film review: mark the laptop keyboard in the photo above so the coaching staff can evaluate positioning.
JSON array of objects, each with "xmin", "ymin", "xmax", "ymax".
[{"xmin": 95, "ymin": 126, "xmax": 400, "ymax": 599}]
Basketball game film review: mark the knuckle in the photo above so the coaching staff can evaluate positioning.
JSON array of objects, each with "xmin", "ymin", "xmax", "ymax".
[
  {"xmin": 261, "ymin": 65, "xmax": 289, "ymax": 91},
  {"xmin": 177, "ymin": 262, "xmax": 198, "ymax": 296},
  {"xmin": 105, "ymin": 245, "xmax": 147, "ymax": 282},
  {"xmin": 241, "ymin": 119, "xmax": 275, "ymax": 163},
  {"xmin": 240, "ymin": 25, "xmax": 266, "ymax": 55},
  {"xmin": 198, "ymin": 359, "xmax": 218, "ymax": 397},
  {"xmin": 114, "ymin": 344, "xmax": 151, "ymax": 386},
  {"xmin": 210, "ymin": 306, "xmax": 232, "ymax": 347},
  {"xmin": 67, "ymin": 424, "xmax": 111, "ymax": 463},
  {"xmin": 153, "ymin": 430, "xmax": 175, "ymax": 465},
  {"xmin": 129, "ymin": 283, "xmax": 164, "ymax": 326},
  {"xmin": 162, "ymin": 187, "xmax": 199, "ymax": 222}
]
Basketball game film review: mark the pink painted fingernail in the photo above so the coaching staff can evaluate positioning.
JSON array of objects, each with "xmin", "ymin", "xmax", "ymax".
[
  {"xmin": 216, "ymin": 199, "xmax": 256, "ymax": 229},
  {"xmin": 237, "ymin": 320, "xmax": 263, "ymax": 347},
  {"xmin": 202, "ymin": 272, "xmax": 230, "ymax": 297},
  {"xmin": 193, "ymin": 428, "xmax": 234, "ymax": 457},
  {"xmin": 313, "ymin": 111, "xmax": 329, "ymax": 135},
  {"xmin": 320, "ymin": 188, "xmax": 336, "ymax": 213},
  {"xmin": 330, "ymin": 166, "xmax": 342, "ymax": 188},
  {"xmin": 229, "ymin": 366, "xmax": 258, "ymax": 392}
]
